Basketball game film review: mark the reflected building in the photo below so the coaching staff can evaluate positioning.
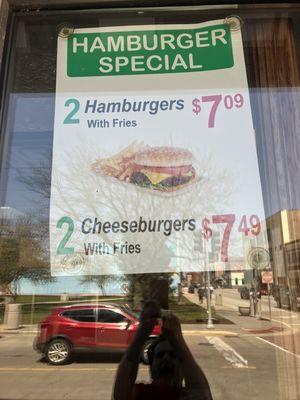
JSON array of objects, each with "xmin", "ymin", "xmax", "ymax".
[
  {"xmin": 266, "ymin": 210, "xmax": 300, "ymax": 311},
  {"xmin": 187, "ymin": 256, "xmax": 246, "ymax": 289}
]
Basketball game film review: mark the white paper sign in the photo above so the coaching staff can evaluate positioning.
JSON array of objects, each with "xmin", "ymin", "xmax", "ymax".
[{"xmin": 50, "ymin": 19, "xmax": 267, "ymax": 276}]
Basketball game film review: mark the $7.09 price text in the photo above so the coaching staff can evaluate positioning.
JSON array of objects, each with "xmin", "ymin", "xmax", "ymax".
[
  {"xmin": 192, "ymin": 93, "xmax": 244, "ymax": 128},
  {"xmin": 200, "ymin": 214, "xmax": 261, "ymax": 262}
]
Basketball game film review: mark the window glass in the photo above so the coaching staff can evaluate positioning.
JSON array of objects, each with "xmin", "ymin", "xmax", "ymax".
[
  {"xmin": 98, "ymin": 309, "xmax": 125, "ymax": 323},
  {"xmin": 63, "ymin": 308, "xmax": 96, "ymax": 322},
  {"xmin": 0, "ymin": 5, "xmax": 300, "ymax": 400}
]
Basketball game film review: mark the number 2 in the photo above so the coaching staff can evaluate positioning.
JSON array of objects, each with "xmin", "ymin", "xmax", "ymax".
[
  {"xmin": 63, "ymin": 98, "xmax": 80, "ymax": 124},
  {"xmin": 56, "ymin": 216, "xmax": 74, "ymax": 255}
]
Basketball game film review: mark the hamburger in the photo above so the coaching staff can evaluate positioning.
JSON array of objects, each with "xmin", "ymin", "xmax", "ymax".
[{"xmin": 130, "ymin": 146, "xmax": 196, "ymax": 191}]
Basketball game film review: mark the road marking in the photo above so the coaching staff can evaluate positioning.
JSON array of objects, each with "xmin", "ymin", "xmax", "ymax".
[
  {"xmin": 0, "ymin": 331, "xmax": 239, "ymax": 337},
  {"xmin": 205, "ymin": 336, "xmax": 248, "ymax": 368},
  {"xmin": 183, "ymin": 331, "xmax": 238, "ymax": 337},
  {"xmin": 0, "ymin": 367, "xmax": 117, "ymax": 371},
  {"xmin": 1, "ymin": 331, "xmax": 238, "ymax": 337},
  {"xmin": 274, "ymin": 308, "xmax": 299, "ymax": 316},
  {"xmin": 256, "ymin": 337, "xmax": 300, "ymax": 359},
  {"xmin": 221, "ymin": 366, "xmax": 256, "ymax": 369},
  {"xmin": 0, "ymin": 366, "xmax": 149, "ymax": 372},
  {"xmin": 249, "ymin": 318, "xmax": 292, "ymax": 329},
  {"xmin": 270, "ymin": 318, "xmax": 291, "ymax": 329},
  {"xmin": 0, "ymin": 331, "xmax": 37, "ymax": 335}
]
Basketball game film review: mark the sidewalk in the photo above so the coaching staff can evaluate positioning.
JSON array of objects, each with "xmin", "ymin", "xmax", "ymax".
[
  {"xmin": 0, "ymin": 324, "xmax": 38, "ymax": 334},
  {"xmin": 184, "ymin": 293, "xmax": 286, "ymax": 334}
]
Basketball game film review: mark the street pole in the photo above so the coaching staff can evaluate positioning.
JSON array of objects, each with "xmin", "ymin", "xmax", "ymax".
[
  {"xmin": 267, "ymin": 282, "xmax": 272, "ymax": 321},
  {"xmin": 178, "ymin": 272, "xmax": 184, "ymax": 305},
  {"xmin": 206, "ymin": 271, "xmax": 214, "ymax": 329},
  {"xmin": 30, "ymin": 291, "xmax": 35, "ymax": 326},
  {"xmin": 253, "ymin": 267, "xmax": 261, "ymax": 319},
  {"xmin": 254, "ymin": 278, "xmax": 261, "ymax": 319},
  {"xmin": 204, "ymin": 238, "xmax": 214, "ymax": 329}
]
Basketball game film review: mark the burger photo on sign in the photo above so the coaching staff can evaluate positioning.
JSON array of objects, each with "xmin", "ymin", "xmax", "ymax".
[{"xmin": 91, "ymin": 141, "xmax": 198, "ymax": 193}]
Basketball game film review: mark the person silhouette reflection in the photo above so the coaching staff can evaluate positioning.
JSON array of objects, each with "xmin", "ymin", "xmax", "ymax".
[{"xmin": 113, "ymin": 300, "xmax": 213, "ymax": 400}]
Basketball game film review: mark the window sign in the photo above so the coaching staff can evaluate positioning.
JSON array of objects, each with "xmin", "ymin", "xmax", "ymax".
[{"xmin": 50, "ymin": 19, "xmax": 267, "ymax": 276}]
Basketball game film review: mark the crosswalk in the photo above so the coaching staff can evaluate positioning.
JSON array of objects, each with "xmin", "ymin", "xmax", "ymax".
[{"xmin": 205, "ymin": 336, "xmax": 249, "ymax": 368}]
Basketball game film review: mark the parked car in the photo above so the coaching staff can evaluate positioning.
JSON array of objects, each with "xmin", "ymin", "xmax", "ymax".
[
  {"xmin": 34, "ymin": 303, "xmax": 161, "ymax": 365},
  {"xmin": 259, "ymin": 284, "xmax": 269, "ymax": 296},
  {"xmin": 239, "ymin": 284, "xmax": 270, "ymax": 300}
]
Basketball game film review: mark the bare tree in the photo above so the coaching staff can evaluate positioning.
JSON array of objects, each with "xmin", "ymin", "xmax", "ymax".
[
  {"xmin": 49, "ymin": 144, "xmax": 234, "ymax": 307},
  {"xmin": 0, "ymin": 216, "xmax": 54, "ymax": 300},
  {"xmin": 79, "ymin": 275, "xmax": 121, "ymax": 296},
  {"xmin": 16, "ymin": 143, "xmax": 235, "ymax": 307}
]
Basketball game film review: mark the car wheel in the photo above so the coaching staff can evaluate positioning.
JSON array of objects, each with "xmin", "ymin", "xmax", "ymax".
[
  {"xmin": 45, "ymin": 338, "xmax": 72, "ymax": 365},
  {"xmin": 141, "ymin": 339, "xmax": 156, "ymax": 365}
]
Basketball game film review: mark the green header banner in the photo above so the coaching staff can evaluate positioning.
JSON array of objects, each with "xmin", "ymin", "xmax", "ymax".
[{"xmin": 67, "ymin": 24, "xmax": 233, "ymax": 77}]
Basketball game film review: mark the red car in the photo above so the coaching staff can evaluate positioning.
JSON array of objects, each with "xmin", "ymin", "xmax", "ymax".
[{"xmin": 34, "ymin": 303, "xmax": 161, "ymax": 365}]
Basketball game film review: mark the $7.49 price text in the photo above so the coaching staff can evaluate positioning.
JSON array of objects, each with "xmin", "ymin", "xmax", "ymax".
[{"xmin": 200, "ymin": 214, "xmax": 261, "ymax": 262}]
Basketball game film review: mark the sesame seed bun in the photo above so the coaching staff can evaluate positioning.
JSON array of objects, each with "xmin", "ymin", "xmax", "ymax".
[{"xmin": 134, "ymin": 146, "xmax": 194, "ymax": 168}]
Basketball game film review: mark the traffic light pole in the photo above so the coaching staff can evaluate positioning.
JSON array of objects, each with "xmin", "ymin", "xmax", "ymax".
[
  {"xmin": 206, "ymin": 271, "xmax": 214, "ymax": 329},
  {"xmin": 252, "ymin": 267, "xmax": 261, "ymax": 319},
  {"xmin": 267, "ymin": 282, "xmax": 272, "ymax": 322},
  {"xmin": 204, "ymin": 238, "xmax": 214, "ymax": 329}
]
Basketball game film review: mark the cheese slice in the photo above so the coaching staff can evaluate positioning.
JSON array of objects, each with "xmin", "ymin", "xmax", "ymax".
[
  {"xmin": 140, "ymin": 169, "xmax": 194, "ymax": 185},
  {"xmin": 140, "ymin": 169, "xmax": 170, "ymax": 184}
]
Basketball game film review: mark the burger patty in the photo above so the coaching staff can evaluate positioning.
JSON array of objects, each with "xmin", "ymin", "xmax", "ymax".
[
  {"xmin": 130, "ymin": 171, "xmax": 194, "ymax": 190},
  {"xmin": 130, "ymin": 172, "xmax": 152, "ymax": 187},
  {"xmin": 159, "ymin": 175, "xmax": 193, "ymax": 187}
]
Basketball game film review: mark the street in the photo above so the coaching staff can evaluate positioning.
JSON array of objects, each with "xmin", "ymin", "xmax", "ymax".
[
  {"xmin": 0, "ymin": 289, "xmax": 300, "ymax": 400},
  {"xmin": 186, "ymin": 288, "xmax": 300, "ymax": 357}
]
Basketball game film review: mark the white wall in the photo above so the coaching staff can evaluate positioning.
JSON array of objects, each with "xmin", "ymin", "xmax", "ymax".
[{"xmin": 231, "ymin": 272, "xmax": 244, "ymax": 286}]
